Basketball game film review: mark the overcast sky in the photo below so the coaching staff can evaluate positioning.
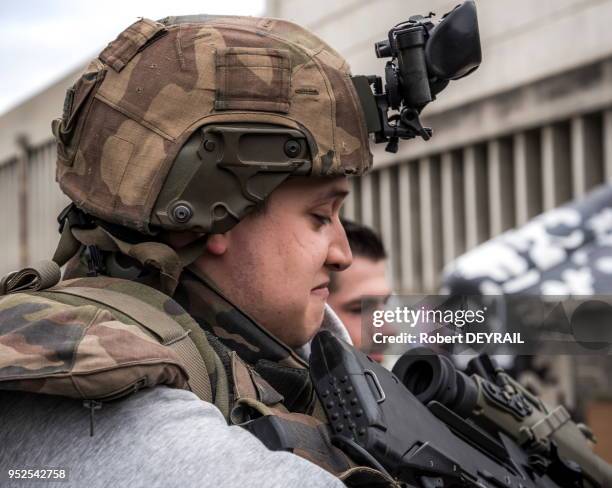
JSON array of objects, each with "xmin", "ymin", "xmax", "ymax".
[{"xmin": 0, "ymin": 0, "xmax": 265, "ymax": 116}]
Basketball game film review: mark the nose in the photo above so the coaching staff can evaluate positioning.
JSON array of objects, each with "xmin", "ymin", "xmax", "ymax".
[{"xmin": 326, "ymin": 220, "xmax": 352, "ymax": 272}]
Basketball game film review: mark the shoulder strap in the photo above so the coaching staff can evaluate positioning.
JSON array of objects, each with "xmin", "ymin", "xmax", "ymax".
[
  {"xmin": 48, "ymin": 283, "xmax": 215, "ymax": 404},
  {"xmin": 0, "ymin": 261, "xmax": 61, "ymax": 295}
]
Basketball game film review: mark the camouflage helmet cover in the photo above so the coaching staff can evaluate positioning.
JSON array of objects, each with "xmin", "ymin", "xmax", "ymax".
[{"xmin": 54, "ymin": 15, "xmax": 372, "ymax": 233}]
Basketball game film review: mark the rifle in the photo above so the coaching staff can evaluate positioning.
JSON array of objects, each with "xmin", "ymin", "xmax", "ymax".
[{"xmin": 309, "ymin": 330, "xmax": 612, "ymax": 488}]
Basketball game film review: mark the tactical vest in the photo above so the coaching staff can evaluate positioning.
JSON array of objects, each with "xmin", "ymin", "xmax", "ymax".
[{"xmin": 0, "ymin": 261, "xmax": 397, "ymax": 488}]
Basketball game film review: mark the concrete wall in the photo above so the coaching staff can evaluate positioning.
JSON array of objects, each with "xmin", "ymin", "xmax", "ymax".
[
  {"xmin": 0, "ymin": 67, "xmax": 84, "ymax": 164},
  {"xmin": 267, "ymin": 0, "xmax": 612, "ymax": 113}
]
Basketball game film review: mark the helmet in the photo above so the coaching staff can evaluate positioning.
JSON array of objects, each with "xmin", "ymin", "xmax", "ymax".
[{"xmin": 53, "ymin": 15, "xmax": 372, "ymax": 236}]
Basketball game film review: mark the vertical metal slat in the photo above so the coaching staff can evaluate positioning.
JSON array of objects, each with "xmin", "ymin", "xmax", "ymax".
[
  {"xmin": 542, "ymin": 122, "xmax": 572, "ymax": 210},
  {"xmin": 441, "ymin": 151, "xmax": 465, "ymax": 265},
  {"xmin": 360, "ymin": 172, "xmax": 375, "ymax": 229},
  {"xmin": 398, "ymin": 162, "xmax": 421, "ymax": 292},
  {"xmin": 419, "ymin": 157, "xmax": 443, "ymax": 292},
  {"xmin": 602, "ymin": 110, "xmax": 612, "ymax": 182},
  {"xmin": 464, "ymin": 145, "xmax": 489, "ymax": 249},
  {"xmin": 571, "ymin": 115, "xmax": 603, "ymax": 198},
  {"xmin": 342, "ymin": 177, "xmax": 357, "ymax": 220},
  {"xmin": 488, "ymin": 138, "xmax": 515, "ymax": 236},
  {"xmin": 379, "ymin": 167, "xmax": 400, "ymax": 289},
  {"xmin": 514, "ymin": 131, "xmax": 542, "ymax": 226}
]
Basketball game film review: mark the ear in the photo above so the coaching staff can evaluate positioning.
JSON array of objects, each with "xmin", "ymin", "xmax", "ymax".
[{"xmin": 206, "ymin": 233, "xmax": 229, "ymax": 256}]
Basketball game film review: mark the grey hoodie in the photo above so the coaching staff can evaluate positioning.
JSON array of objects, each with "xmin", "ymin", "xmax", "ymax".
[
  {"xmin": 0, "ymin": 305, "xmax": 352, "ymax": 488},
  {"xmin": 0, "ymin": 386, "xmax": 343, "ymax": 488}
]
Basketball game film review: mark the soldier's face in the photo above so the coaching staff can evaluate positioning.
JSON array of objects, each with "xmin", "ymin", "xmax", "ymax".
[
  {"xmin": 197, "ymin": 176, "xmax": 352, "ymax": 347},
  {"xmin": 328, "ymin": 257, "xmax": 392, "ymax": 362}
]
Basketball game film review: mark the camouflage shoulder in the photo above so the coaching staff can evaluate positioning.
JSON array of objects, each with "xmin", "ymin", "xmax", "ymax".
[{"xmin": 0, "ymin": 289, "xmax": 188, "ymax": 400}]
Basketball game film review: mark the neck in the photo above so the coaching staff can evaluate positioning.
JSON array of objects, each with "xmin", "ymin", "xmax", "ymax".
[{"xmin": 174, "ymin": 265, "xmax": 308, "ymax": 369}]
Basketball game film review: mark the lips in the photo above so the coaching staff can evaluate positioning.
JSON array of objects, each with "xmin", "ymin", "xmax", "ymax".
[{"xmin": 311, "ymin": 281, "xmax": 330, "ymax": 298}]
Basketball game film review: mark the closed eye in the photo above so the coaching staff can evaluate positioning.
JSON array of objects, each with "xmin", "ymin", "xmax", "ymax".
[{"xmin": 312, "ymin": 214, "xmax": 332, "ymax": 225}]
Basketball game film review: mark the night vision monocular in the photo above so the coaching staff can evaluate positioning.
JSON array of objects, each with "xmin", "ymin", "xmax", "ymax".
[{"xmin": 352, "ymin": 0, "xmax": 482, "ymax": 153}]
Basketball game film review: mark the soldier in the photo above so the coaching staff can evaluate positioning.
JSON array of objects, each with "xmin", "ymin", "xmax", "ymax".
[
  {"xmin": 328, "ymin": 219, "xmax": 393, "ymax": 362},
  {"xmin": 0, "ymin": 14, "xmax": 396, "ymax": 488}
]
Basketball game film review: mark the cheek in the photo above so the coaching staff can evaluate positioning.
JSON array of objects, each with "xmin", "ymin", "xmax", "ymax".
[
  {"xmin": 244, "ymin": 228, "xmax": 315, "ymax": 304},
  {"xmin": 334, "ymin": 312, "xmax": 362, "ymax": 348},
  {"xmin": 274, "ymin": 233, "xmax": 319, "ymax": 303},
  {"xmin": 289, "ymin": 227, "xmax": 329, "ymax": 274},
  {"xmin": 233, "ymin": 217, "xmax": 329, "ymax": 320},
  {"xmin": 344, "ymin": 315, "xmax": 362, "ymax": 338}
]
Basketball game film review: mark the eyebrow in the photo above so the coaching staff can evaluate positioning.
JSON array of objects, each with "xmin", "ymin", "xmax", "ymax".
[{"xmin": 312, "ymin": 188, "xmax": 350, "ymax": 204}]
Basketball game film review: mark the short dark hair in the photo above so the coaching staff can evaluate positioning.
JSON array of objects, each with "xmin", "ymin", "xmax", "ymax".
[
  {"xmin": 329, "ymin": 219, "xmax": 386, "ymax": 293},
  {"xmin": 341, "ymin": 218, "xmax": 387, "ymax": 261}
]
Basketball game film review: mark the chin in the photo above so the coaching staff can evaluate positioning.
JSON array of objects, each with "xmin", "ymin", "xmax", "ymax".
[
  {"xmin": 311, "ymin": 306, "xmax": 327, "ymax": 327},
  {"xmin": 288, "ymin": 331, "xmax": 317, "ymax": 349},
  {"xmin": 286, "ymin": 304, "xmax": 324, "ymax": 346},
  {"xmin": 298, "ymin": 319, "xmax": 322, "ymax": 344}
]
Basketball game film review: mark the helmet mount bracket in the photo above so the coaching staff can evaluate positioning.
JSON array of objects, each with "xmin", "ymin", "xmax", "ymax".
[{"xmin": 152, "ymin": 123, "xmax": 313, "ymax": 235}]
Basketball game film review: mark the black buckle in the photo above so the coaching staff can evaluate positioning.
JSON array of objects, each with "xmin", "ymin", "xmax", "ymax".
[
  {"xmin": 85, "ymin": 245, "xmax": 105, "ymax": 277},
  {"xmin": 57, "ymin": 203, "xmax": 105, "ymax": 276},
  {"xmin": 57, "ymin": 203, "xmax": 95, "ymax": 233},
  {"xmin": 57, "ymin": 203, "xmax": 75, "ymax": 233}
]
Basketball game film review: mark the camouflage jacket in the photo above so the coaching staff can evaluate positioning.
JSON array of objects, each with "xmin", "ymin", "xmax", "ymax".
[
  {"xmin": 0, "ymin": 261, "xmax": 397, "ymax": 488},
  {"xmin": 151, "ymin": 266, "xmax": 395, "ymax": 486}
]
